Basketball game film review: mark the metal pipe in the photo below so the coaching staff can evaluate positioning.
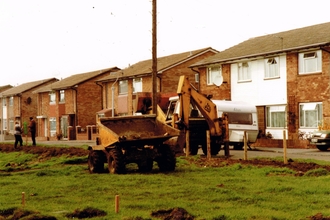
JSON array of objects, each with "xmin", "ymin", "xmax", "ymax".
[{"xmin": 111, "ymin": 75, "xmax": 119, "ymax": 117}]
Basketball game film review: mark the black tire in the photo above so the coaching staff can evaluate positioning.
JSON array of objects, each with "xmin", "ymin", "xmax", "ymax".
[
  {"xmin": 189, "ymin": 144, "xmax": 199, "ymax": 155},
  {"xmin": 317, "ymin": 146, "xmax": 329, "ymax": 151},
  {"xmin": 233, "ymin": 143, "xmax": 243, "ymax": 150},
  {"xmin": 157, "ymin": 144, "xmax": 176, "ymax": 172},
  {"xmin": 138, "ymin": 159, "xmax": 153, "ymax": 172},
  {"xmin": 88, "ymin": 150, "xmax": 104, "ymax": 174},
  {"xmin": 108, "ymin": 148, "xmax": 125, "ymax": 174}
]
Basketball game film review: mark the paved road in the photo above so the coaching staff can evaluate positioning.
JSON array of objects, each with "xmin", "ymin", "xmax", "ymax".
[{"xmin": 218, "ymin": 147, "xmax": 330, "ymax": 162}]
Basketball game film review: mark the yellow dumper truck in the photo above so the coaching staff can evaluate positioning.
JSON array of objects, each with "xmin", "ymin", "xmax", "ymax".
[{"xmin": 87, "ymin": 114, "xmax": 180, "ymax": 174}]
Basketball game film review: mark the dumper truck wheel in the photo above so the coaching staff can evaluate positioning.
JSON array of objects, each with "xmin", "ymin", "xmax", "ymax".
[
  {"xmin": 138, "ymin": 159, "xmax": 153, "ymax": 172},
  {"xmin": 88, "ymin": 150, "xmax": 104, "ymax": 174},
  {"xmin": 157, "ymin": 144, "xmax": 176, "ymax": 172},
  {"xmin": 108, "ymin": 148, "xmax": 125, "ymax": 174}
]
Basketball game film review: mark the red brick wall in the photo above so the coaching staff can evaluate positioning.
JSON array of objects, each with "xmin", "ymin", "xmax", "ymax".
[
  {"xmin": 161, "ymin": 51, "xmax": 217, "ymax": 93},
  {"xmin": 76, "ymin": 79, "xmax": 104, "ymax": 127},
  {"xmin": 198, "ymin": 63, "xmax": 231, "ymax": 100},
  {"xmin": 287, "ymin": 50, "xmax": 330, "ymax": 141}
]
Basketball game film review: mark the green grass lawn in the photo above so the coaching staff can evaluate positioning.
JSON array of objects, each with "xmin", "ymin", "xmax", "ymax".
[{"xmin": 0, "ymin": 149, "xmax": 330, "ymax": 220}]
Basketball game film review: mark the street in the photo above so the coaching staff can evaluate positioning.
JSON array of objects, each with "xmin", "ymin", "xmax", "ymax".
[{"xmin": 215, "ymin": 147, "xmax": 330, "ymax": 162}]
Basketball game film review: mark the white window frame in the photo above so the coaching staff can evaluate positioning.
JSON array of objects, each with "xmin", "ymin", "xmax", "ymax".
[
  {"xmin": 49, "ymin": 117, "xmax": 56, "ymax": 137},
  {"xmin": 49, "ymin": 92, "xmax": 56, "ymax": 104},
  {"xmin": 119, "ymin": 80, "xmax": 128, "ymax": 95},
  {"xmin": 299, "ymin": 102, "xmax": 323, "ymax": 128},
  {"xmin": 207, "ymin": 66, "xmax": 222, "ymax": 85},
  {"xmin": 238, "ymin": 62, "xmax": 251, "ymax": 82},
  {"xmin": 266, "ymin": 105, "xmax": 286, "ymax": 128},
  {"xmin": 9, "ymin": 96, "xmax": 13, "ymax": 106},
  {"xmin": 3, "ymin": 119, "xmax": 7, "ymax": 130},
  {"xmin": 133, "ymin": 78, "xmax": 142, "ymax": 93},
  {"xmin": 298, "ymin": 50, "xmax": 322, "ymax": 74},
  {"xmin": 265, "ymin": 57, "xmax": 279, "ymax": 79},
  {"xmin": 2, "ymin": 98, "xmax": 6, "ymax": 107},
  {"xmin": 9, "ymin": 119, "xmax": 14, "ymax": 131},
  {"xmin": 59, "ymin": 90, "xmax": 65, "ymax": 103}
]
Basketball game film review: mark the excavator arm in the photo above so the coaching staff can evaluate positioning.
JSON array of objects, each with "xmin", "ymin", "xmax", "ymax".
[{"xmin": 176, "ymin": 75, "xmax": 223, "ymax": 137}]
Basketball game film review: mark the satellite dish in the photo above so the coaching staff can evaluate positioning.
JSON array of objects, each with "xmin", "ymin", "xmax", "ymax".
[{"xmin": 213, "ymin": 75, "xmax": 223, "ymax": 87}]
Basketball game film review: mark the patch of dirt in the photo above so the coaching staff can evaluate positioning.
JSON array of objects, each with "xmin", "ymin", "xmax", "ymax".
[
  {"xmin": 0, "ymin": 143, "xmax": 88, "ymax": 159},
  {"xmin": 307, "ymin": 213, "xmax": 330, "ymax": 220},
  {"xmin": 184, "ymin": 156, "xmax": 330, "ymax": 175},
  {"xmin": 151, "ymin": 207, "xmax": 194, "ymax": 220},
  {"xmin": 65, "ymin": 207, "xmax": 106, "ymax": 219},
  {"xmin": 0, "ymin": 207, "xmax": 57, "ymax": 220}
]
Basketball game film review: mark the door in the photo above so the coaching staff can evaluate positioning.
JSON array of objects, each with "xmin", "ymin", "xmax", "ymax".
[{"xmin": 61, "ymin": 116, "xmax": 68, "ymax": 140}]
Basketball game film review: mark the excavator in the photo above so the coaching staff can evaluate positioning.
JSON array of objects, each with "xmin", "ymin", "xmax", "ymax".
[
  {"xmin": 173, "ymin": 75, "xmax": 228, "ymax": 155},
  {"xmin": 168, "ymin": 75, "xmax": 258, "ymax": 155},
  {"xmin": 135, "ymin": 75, "xmax": 258, "ymax": 156}
]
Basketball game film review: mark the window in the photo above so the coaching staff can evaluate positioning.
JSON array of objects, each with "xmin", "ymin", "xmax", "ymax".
[
  {"xmin": 207, "ymin": 66, "xmax": 222, "ymax": 85},
  {"xmin": 266, "ymin": 106, "xmax": 286, "ymax": 128},
  {"xmin": 299, "ymin": 102, "xmax": 322, "ymax": 128},
  {"xmin": 119, "ymin": 80, "xmax": 128, "ymax": 94},
  {"xmin": 133, "ymin": 78, "xmax": 142, "ymax": 93},
  {"xmin": 227, "ymin": 112, "xmax": 253, "ymax": 125},
  {"xmin": 59, "ymin": 90, "xmax": 65, "ymax": 103},
  {"xmin": 2, "ymin": 98, "xmax": 6, "ymax": 107},
  {"xmin": 298, "ymin": 50, "xmax": 322, "ymax": 74},
  {"xmin": 49, "ymin": 117, "xmax": 56, "ymax": 137},
  {"xmin": 9, "ymin": 96, "xmax": 13, "ymax": 106},
  {"xmin": 265, "ymin": 57, "xmax": 279, "ymax": 78},
  {"xmin": 3, "ymin": 119, "xmax": 7, "ymax": 130},
  {"xmin": 49, "ymin": 92, "xmax": 56, "ymax": 104},
  {"xmin": 238, "ymin": 62, "xmax": 251, "ymax": 81},
  {"xmin": 9, "ymin": 119, "xmax": 14, "ymax": 131}
]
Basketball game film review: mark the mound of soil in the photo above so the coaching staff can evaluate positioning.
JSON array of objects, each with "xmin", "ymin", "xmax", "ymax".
[
  {"xmin": 151, "ymin": 207, "xmax": 194, "ymax": 220},
  {"xmin": 0, "ymin": 143, "xmax": 88, "ymax": 158},
  {"xmin": 184, "ymin": 156, "xmax": 330, "ymax": 175}
]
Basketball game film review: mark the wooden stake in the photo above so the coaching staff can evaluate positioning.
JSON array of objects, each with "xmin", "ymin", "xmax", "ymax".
[
  {"xmin": 283, "ymin": 130, "xmax": 288, "ymax": 164},
  {"xmin": 206, "ymin": 130, "xmax": 211, "ymax": 160},
  {"xmin": 115, "ymin": 195, "xmax": 119, "ymax": 213},
  {"xmin": 185, "ymin": 130, "xmax": 190, "ymax": 157},
  {"xmin": 244, "ymin": 131, "xmax": 248, "ymax": 160},
  {"xmin": 22, "ymin": 192, "xmax": 25, "ymax": 206}
]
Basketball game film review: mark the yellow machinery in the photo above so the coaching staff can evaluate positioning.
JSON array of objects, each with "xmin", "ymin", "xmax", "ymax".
[{"xmin": 87, "ymin": 114, "xmax": 180, "ymax": 174}]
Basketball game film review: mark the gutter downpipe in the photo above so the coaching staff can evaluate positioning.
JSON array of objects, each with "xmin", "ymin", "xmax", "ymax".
[
  {"xmin": 191, "ymin": 67, "xmax": 201, "ymax": 91},
  {"xmin": 95, "ymin": 81, "xmax": 104, "ymax": 110},
  {"xmin": 111, "ymin": 75, "xmax": 119, "ymax": 117},
  {"xmin": 71, "ymin": 86, "xmax": 78, "ymax": 131}
]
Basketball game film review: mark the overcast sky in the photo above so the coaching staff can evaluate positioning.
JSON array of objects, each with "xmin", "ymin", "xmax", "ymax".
[{"xmin": 0, "ymin": 0, "xmax": 329, "ymax": 86}]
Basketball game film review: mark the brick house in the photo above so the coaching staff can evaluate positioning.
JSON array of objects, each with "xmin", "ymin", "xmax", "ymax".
[
  {"xmin": 34, "ymin": 67, "xmax": 120, "ymax": 141},
  {"xmin": 96, "ymin": 47, "xmax": 218, "ymax": 116},
  {"xmin": 190, "ymin": 22, "xmax": 330, "ymax": 148},
  {"xmin": 0, "ymin": 78, "xmax": 58, "ymax": 140}
]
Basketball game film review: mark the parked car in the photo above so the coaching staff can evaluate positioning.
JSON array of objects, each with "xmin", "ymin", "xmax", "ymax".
[{"xmin": 309, "ymin": 130, "xmax": 330, "ymax": 151}]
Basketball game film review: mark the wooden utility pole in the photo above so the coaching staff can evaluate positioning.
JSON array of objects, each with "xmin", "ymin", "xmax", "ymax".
[{"xmin": 152, "ymin": 0, "xmax": 157, "ymax": 115}]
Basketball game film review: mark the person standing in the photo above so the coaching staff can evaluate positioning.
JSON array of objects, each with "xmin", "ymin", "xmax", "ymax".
[
  {"xmin": 14, "ymin": 121, "xmax": 23, "ymax": 149},
  {"xmin": 28, "ymin": 117, "xmax": 36, "ymax": 146}
]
